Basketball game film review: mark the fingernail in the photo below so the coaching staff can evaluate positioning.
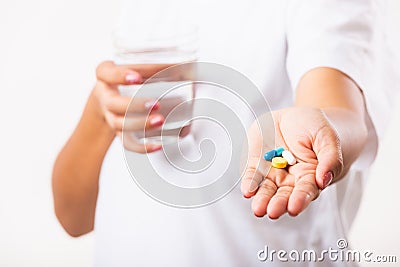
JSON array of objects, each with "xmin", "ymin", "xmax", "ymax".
[
  {"xmin": 144, "ymin": 101, "xmax": 160, "ymax": 111},
  {"xmin": 125, "ymin": 72, "xmax": 141, "ymax": 84},
  {"xmin": 145, "ymin": 144, "xmax": 162, "ymax": 153},
  {"xmin": 323, "ymin": 172, "xmax": 333, "ymax": 189},
  {"xmin": 150, "ymin": 116, "xmax": 163, "ymax": 127},
  {"xmin": 150, "ymin": 145, "xmax": 162, "ymax": 152}
]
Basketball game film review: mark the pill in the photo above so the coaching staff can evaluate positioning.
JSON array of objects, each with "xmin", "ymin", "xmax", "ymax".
[
  {"xmin": 282, "ymin": 150, "xmax": 296, "ymax": 165},
  {"xmin": 264, "ymin": 150, "xmax": 276, "ymax": 161},
  {"xmin": 274, "ymin": 147, "xmax": 284, "ymax": 157},
  {"xmin": 271, "ymin": 157, "xmax": 288, "ymax": 169}
]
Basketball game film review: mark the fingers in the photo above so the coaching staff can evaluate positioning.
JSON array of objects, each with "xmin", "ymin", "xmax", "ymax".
[
  {"xmin": 267, "ymin": 185, "xmax": 293, "ymax": 219},
  {"xmin": 94, "ymin": 61, "xmax": 165, "ymax": 155},
  {"xmin": 314, "ymin": 128, "xmax": 344, "ymax": 190},
  {"xmin": 97, "ymin": 81, "xmax": 160, "ymax": 115},
  {"xmin": 105, "ymin": 112, "xmax": 164, "ymax": 132},
  {"xmin": 287, "ymin": 173, "xmax": 320, "ymax": 216},
  {"xmin": 240, "ymin": 117, "xmax": 273, "ymax": 198},
  {"xmin": 251, "ymin": 169, "xmax": 294, "ymax": 219},
  {"xmin": 101, "ymin": 89, "xmax": 163, "ymax": 132},
  {"xmin": 96, "ymin": 61, "xmax": 142, "ymax": 85},
  {"xmin": 240, "ymin": 156, "xmax": 269, "ymax": 198},
  {"xmin": 122, "ymin": 63, "xmax": 173, "ymax": 80},
  {"xmin": 251, "ymin": 178, "xmax": 277, "ymax": 217},
  {"xmin": 116, "ymin": 132, "xmax": 162, "ymax": 154},
  {"xmin": 104, "ymin": 92, "xmax": 160, "ymax": 115}
]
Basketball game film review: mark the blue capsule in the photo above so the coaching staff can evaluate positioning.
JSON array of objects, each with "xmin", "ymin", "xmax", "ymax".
[
  {"xmin": 264, "ymin": 150, "xmax": 276, "ymax": 161},
  {"xmin": 274, "ymin": 147, "xmax": 284, "ymax": 157}
]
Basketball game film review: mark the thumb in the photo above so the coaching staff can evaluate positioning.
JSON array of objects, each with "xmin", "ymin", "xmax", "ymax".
[
  {"xmin": 314, "ymin": 129, "xmax": 344, "ymax": 190},
  {"xmin": 240, "ymin": 113, "xmax": 275, "ymax": 197}
]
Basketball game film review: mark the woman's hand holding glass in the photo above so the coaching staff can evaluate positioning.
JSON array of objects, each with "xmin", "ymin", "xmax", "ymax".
[{"xmin": 93, "ymin": 61, "xmax": 164, "ymax": 153}]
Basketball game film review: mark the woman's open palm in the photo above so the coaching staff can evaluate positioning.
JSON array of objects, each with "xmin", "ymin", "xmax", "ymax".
[{"xmin": 241, "ymin": 107, "xmax": 344, "ymax": 219}]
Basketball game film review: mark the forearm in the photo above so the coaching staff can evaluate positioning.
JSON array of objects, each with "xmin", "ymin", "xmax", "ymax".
[
  {"xmin": 295, "ymin": 67, "xmax": 368, "ymax": 180},
  {"xmin": 52, "ymin": 91, "xmax": 115, "ymax": 237}
]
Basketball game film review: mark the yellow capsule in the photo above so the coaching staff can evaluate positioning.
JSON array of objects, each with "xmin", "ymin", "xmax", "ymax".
[{"xmin": 271, "ymin": 157, "xmax": 288, "ymax": 169}]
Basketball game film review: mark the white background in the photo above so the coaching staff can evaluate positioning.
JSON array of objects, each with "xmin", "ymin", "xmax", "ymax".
[{"xmin": 0, "ymin": 0, "xmax": 399, "ymax": 266}]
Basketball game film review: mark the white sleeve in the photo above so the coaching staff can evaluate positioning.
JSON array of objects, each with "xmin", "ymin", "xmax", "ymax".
[{"xmin": 285, "ymin": 0, "xmax": 398, "ymax": 141}]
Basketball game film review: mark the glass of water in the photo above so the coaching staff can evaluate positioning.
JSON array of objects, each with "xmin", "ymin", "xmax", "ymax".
[{"xmin": 113, "ymin": 24, "xmax": 198, "ymax": 145}]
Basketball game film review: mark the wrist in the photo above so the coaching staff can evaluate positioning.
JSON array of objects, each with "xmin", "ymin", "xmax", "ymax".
[
  {"xmin": 83, "ymin": 90, "xmax": 115, "ymax": 140},
  {"xmin": 322, "ymin": 107, "xmax": 368, "ymax": 172}
]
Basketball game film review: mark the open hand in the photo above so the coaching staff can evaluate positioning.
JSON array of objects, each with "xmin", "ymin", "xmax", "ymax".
[{"xmin": 241, "ymin": 107, "xmax": 345, "ymax": 219}]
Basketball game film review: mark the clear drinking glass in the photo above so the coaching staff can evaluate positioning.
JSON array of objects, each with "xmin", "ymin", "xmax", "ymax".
[{"xmin": 113, "ymin": 24, "xmax": 198, "ymax": 145}]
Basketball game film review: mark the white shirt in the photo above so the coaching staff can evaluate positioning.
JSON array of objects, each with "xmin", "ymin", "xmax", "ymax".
[{"xmin": 94, "ymin": 0, "xmax": 396, "ymax": 266}]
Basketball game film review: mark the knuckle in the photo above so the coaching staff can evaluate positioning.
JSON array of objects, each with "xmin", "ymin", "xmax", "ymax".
[
  {"xmin": 96, "ymin": 60, "xmax": 114, "ymax": 80},
  {"xmin": 304, "ymin": 179, "xmax": 318, "ymax": 192},
  {"xmin": 113, "ymin": 119, "xmax": 122, "ymax": 131},
  {"xmin": 259, "ymin": 179, "xmax": 277, "ymax": 196},
  {"xmin": 121, "ymin": 135, "xmax": 147, "ymax": 153},
  {"xmin": 131, "ymin": 98, "xmax": 148, "ymax": 113},
  {"xmin": 279, "ymin": 187, "xmax": 292, "ymax": 196},
  {"xmin": 246, "ymin": 164, "xmax": 258, "ymax": 175},
  {"xmin": 103, "ymin": 98, "xmax": 114, "ymax": 111},
  {"xmin": 107, "ymin": 114, "xmax": 120, "ymax": 130},
  {"xmin": 96, "ymin": 61, "xmax": 107, "ymax": 78},
  {"xmin": 243, "ymin": 168, "xmax": 257, "ymax": 181},
  {"xmin": 122, "ymin": 141, "xmax": 135, "ymax": 152},
  {"xmin": 122, "ymin": 140, "xmax": 131, "ymax": 151},
  {"xmin": 94, "ymin": 81, "xmax": 108, "ymax": 96},
  {"xmin": 294, "ymin": 188, "xmax": 313, "ymax": 199},
  {"xmin": 296, "ymin": 184, "xmax": 319, "ymax": 201}
]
